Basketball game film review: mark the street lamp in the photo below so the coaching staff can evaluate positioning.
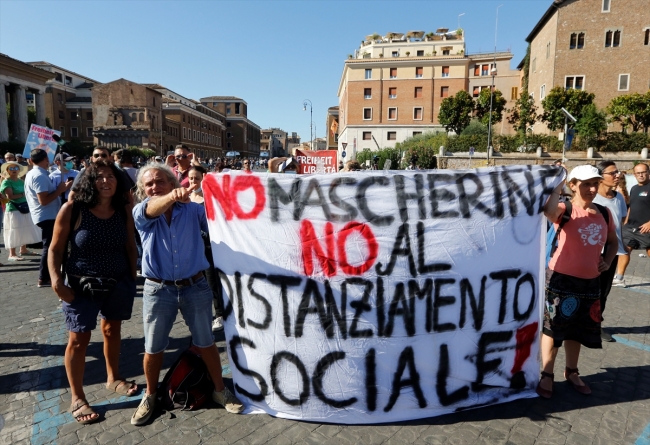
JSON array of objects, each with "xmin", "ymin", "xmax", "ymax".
[
  {"xmin": 458, "ymin": 13, "xmax": 465, "ymax": 31},
  {"xmin": 486, "ymin": 4, "xmax": 503, "ymax": 164},
  {"xmin": 303, "ymin": 99, "xmax": 313, "ymax": 151}
]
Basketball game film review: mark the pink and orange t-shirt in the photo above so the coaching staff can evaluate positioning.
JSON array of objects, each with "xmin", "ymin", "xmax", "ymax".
[{"xmin": 548, "ymin": 202, "xmax": 615, "ymax": 279}]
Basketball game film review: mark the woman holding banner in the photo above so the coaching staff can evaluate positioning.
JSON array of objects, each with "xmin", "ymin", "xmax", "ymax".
[{"xmin": 539, "ymin": 165, "xmax": 618, "ymax": 398}]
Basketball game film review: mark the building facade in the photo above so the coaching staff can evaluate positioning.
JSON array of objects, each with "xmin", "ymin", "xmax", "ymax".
[
  {"xmin": 0, "ymin": 53, "xmax": 53, "ymax": 143},
  {"xmin": 326, "ymin": 106, "xmax": 339, "ymax": 150},
  {"xmin": 28, "ymin": 62, "xmax": 100, "ymax": 147},
  {"xmin": 526, "ymin": 0, "xmax": 650, "ymax": 134},
  {"xmin": 337, "ymin": 29, "xmax": 519, "ymax": 159},
  {"xmin": 200, "ymin": 96, "xmax": 261, "ymax": 158}
]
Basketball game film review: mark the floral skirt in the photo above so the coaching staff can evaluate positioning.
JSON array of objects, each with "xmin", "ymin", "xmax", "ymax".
[{"xmin": 543, "ymin": 269, "xmax": 602, "ymax": 349}]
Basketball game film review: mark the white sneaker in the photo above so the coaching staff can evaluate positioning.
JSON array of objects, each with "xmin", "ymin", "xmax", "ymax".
[
  {"xmin": 612, "ymin": 278, "xmax": 626, "ymax": 288},
  {"xmin": 212, "ymin": 316, "xmax": 223, "ymax": 331},
  {"xmin": 213, "ymin": 387, "xmax": 244, "ymax": 413},
  {"xmin": 131, "ymin": 392, "xmax": 156, "ymax": 425}
]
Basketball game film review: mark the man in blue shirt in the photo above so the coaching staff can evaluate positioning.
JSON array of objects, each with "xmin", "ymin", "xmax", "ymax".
[
  {"xmin": 49, "ymin": 152, "xmax": 78, "ymax": 202},
  {"xmin": 24, "ymin": 148, "xmax": 71, "ymax": 287},
  {"xmin": 130, "ymin": 164, "xmax": 243, "ymax": 426}
]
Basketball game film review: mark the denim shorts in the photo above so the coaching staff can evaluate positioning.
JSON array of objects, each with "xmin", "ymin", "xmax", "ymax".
[
  {"xmin": 142, "ymin": 276, "xmax": 214, "ymax": 354},
  {"xmin": 62, "ymin": 274, "xmax": 136, "ymax": 333}
]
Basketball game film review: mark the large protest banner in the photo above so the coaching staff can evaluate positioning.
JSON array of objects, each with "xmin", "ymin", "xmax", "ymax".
[
  {"xmin": 203, "ymin": 166, "xmax": 564, "ymax": 423},
  {"xmin": 295, "ymin": 149, "xmax": 338, "ymax": 174},
  {"xmin": 22, "ymin": 124, "xmax": 61, "ymax": 163}
]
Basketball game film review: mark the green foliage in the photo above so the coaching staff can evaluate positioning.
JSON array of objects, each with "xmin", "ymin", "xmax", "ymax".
[
  {"xmin": 438, "ymin": 90, "xmax": 474, "ymax": 135},
  {"xmin": 460, "ymin": 120, "xmax": 488, "ymax": 136},
  {"xmin": 606, "ymin": 92, "xmax": 650, "ymax": 132},
  {"xmin": 540, "ymin": 87, "xmax": 595, "ymax": 131},
  {"xmin": 507, "ymin": 90, "xmax": 538, "ymax": 133},
  {"xmin": 474, "ymin": 88, "xmax": 507, "ymax": 126},
  {"xmin": 127, "ymin": 146, "xmax": 156, "ymax": 159},
  {"xmin": 574, "ymin": 104, "xmax": 607, "ymax": 146},
  {"xmin": 356, "ymin": 147, "xmax": 403, "ymax": 170},
  {"xmin": 446, "ymin": 134, "xmax": 487, "ymax": 152},
  {"xmin": 396, "ymin": 132, "xmax": 448, "ymax": 168},
  {"xmin": 601, "ymin": 132, "xmax": 649, "ymax": 152},
  {"xmin": 522, "ymin": 44, "xmax": 531, "ymax": 92},
  {"xmin": 0, "ymin": 140, "xmax": 26, "ymax": 157}
]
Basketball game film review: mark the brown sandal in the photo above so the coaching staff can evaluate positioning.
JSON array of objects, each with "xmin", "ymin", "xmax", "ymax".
[
  {"xmin": 565, "ymin": 367, "xmax": 591, "ymax": 395},
  {"xmin": 535, "ymin": 371, "xmax": 554, "ymax": 399},
  {"xmin": 70, "ymin": 400, "xmax": 100, "ymax": 424},
  {"xmin": 106, "ymin": 379, "xmax": 138, "ymax": 396}
]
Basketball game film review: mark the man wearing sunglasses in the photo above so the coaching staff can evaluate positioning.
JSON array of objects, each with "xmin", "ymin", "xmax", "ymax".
[
  {"xmin": 172, "ymin": 144, "xmax": 193, "ymax": 188},
  {"xmin": 242, "ymin": 159, "xmax": 251, "ymax": 172}
]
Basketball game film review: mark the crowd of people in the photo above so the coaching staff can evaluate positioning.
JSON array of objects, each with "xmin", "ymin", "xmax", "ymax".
[{"xmin": 0, "ymin": 144, "xmax": 649, "ymax": 425}]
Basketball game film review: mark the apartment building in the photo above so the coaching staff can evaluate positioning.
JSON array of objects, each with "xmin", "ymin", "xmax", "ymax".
[
  {"xmin": 28, "ymin": 61, "xmax": 100, "ymax": 146},
  {"xmin": 526, "ymin": 0, "xmax": 650, "ymax": 133},
  {"xmin": 337, "ymin": 29, "xmax": 519, "ymax": 157},
  {"xmin": 326, "ymin": 106, "xmax": 339, "ymax": 150},
  {"xmin": 200, "ymin": 96, "xmax": 261, "ymax": 158}
]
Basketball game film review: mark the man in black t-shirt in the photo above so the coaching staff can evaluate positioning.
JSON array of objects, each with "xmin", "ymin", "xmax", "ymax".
[{"xmin": 615, "ymin": 163, "xmax": 650, "ymax": 285}]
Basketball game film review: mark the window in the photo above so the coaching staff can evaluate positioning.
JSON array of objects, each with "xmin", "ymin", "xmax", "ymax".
[
  {"xmin": 70, "ymin": 112, "xmax": 78, "ymax": 121},
  {"xmin": 57, "ymin": 93, "xmax": 63, "ymax": 102},
  {"xmin": 645, "ymin": 29, "xmax": 650, "ymax": 45},
  {"xmin": 417, "ymin": 50, "xmax": 424, "ymax": 56},
  {"xmin": 565, "ymin": 76, "xmax": 585, "ymax": 90},
  {"xmin": 618, "ymin": 74, "xmax": 630, "ymax": 91},
  {"xmin": 388, "ymin": 108, "xmax": 397, "ymax": 120},
  {"xmin": 363, "ymin": 131, "xmax": 372, "ymax": 140},
  {"xmin": 58, "ymin": 110, "xmax": 64, "ymax": 119},
  {"xmin": 86, "ymin": 127, "xmax": 93, "ymax": 137},
  {"xmin": 570, "ymin": 33, "xmax": 577, "ymax": 49},
  {"xmin": 415, "ymin": 67, "xmax": 423, "ymax": 78},
  {"xmin": 55, "ymin": 72, "xmax": 63, "ymax": 82},
  {"xmin": 605, "ymin": 29, "xmax": 621, "ymax": 47},
  {"xmin": 363, "ymin": 108, "xmax": 372, "ymax": 120},
  {"xmin": 414, "ymin": 87, "xmax": 423, "ymax": 98},
  {"xmin": 365, "ymin": 69, "xmax": 372, "ymax": 79},
  {"xmin": 442, "ymin": 50, "xmax": 450, "ymax": 55},
  {"xmin": 193, "ymin": 130, "xmax": 197, "ymax": 140},
  {"xmin": 183, "ymin": 128, "xmax": 187, "ymax": 139},
  {"xmin": 473, "ymin": 86, "xmax": 480, "ymax": 98},
  {"xmin": 65, "ymin": 76, "xmax": 72, "ymax": 86},
  {"xmin": 481, "ymin": 64, "xmax": 489, "ymax": 76},
  {"xmin": 532, "ymin": 57, "xmax": 537, "ymax": 72},
  {"xmin": 235, "ymin": 103, "xmax": 240, "ymax": 114},
  {"xmin": 570, "ymin": 32, "xmax": 585, "ymax": 49},
  {"xmin": 389, "ymin": 87, "xmax": 397, "ymax": 99},
  {"xmin": 441, "ymin": 86, "xmax": 449, "ymax": 97},
  {"xmin": 387, "ymin": 131, "xmax": 396, "ymax": 140},
  {"xmin": 59, "ymin": 127, "xmax": 65, "ymax": 137},
  {"xmin": 391, "ymin": 51, "xmax": 399, "ymax": 57},
  {"xmin": 413, "ymin": 108, "xmax": 423, "ymax": 120},
  {"xmin": 390, "ymin": 68, "xmax": 397, "ymax": 78},
  {"xmin": 70, "ymin": 127, "xmax": 78, "ymax": 137},
  {"xmin": 546, "ymin": 42, "xmax": 551, "ymax": 58},
  {"xmin": 442, "ymin": 66, "xmax": 450, "ymax": 77},
  {"xmin": 139, "ymin": 113, "xmax": 144, "ymax": 122},
  {"xmin": 413, "ymin": 131, "xmax": 422, "ymax": 137},
  {"xmin": 511, "ymin": 86, "xmax": 519, "ymax": 100},
  {"xmin": 578, "ymin": 32, "xmax": 585, "ymax": 48},
  {"xmin": 226, "ymin": 106, "xmax": 231, "ymax": 115},
  {"xmin": 364, "ymin": 88, "xmax": 372, "ymax": 99},
  {"xmin": 474, "ymin": 65, "xmax": 480, "ymax": 76},
  {"xmin": 613, "ymin": 30, "xmax": 621, "ymax": 46},
  {"xmin": 153, "ymin": 97, "xmax": 156, "ymax": 107},
  {"xmin": 86, "ymin": 111, "xmax": 93, "ymax": 120},
  {"xmin": 602, "ymin": 0, "xmax": 610, "ymax": 12},
  {"xmin": 540, "ymin": 84, "xmax": 546, "ymax": 99}
]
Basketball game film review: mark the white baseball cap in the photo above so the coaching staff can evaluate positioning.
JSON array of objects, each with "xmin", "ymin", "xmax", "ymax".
[{"xmin": 567, "ymin": 165, "xmax": 602, "ymax": 182}]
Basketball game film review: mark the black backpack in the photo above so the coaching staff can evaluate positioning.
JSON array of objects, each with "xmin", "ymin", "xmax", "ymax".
[{"xmin": 159, "ymin": 345, "xmax": 214, "ymax": 411}]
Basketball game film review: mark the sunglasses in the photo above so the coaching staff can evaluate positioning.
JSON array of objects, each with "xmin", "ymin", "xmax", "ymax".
[
  {"xmin": 244, "ymin": 162, "xmax": 249, "ymax": 165},
  {"xmin": 7, "ymin": 166, "xmax": 20, "ymax": 171},
  {"xmin": 175, "ymin": 154, "xmax": 189, "ymax": 159},
  {"xmin": 602, "ymin": 170, "xmax": 620, "ymax": 176},
  {"xmin": 93, "ymin": 153, "xmax": 108, "ymax": 159}
]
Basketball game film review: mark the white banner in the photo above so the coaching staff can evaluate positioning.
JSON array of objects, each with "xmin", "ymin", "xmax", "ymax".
[{"xmin": 203, "ymin": 166, "xmax": 564, "ymax": 423}]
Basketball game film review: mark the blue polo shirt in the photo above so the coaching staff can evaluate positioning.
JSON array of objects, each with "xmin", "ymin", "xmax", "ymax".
[
  {"xmin": 133, "ymin": 198, "xmax": 210, "ymax": 281},
  {"xmin": 24, "ymin": 165, "xmax": 61, "ymax": 224}
]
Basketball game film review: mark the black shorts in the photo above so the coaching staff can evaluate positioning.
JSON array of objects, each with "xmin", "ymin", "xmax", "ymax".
[{"xmin": 622, "ymin": 225, "xmax": 650, "ymax": 250}]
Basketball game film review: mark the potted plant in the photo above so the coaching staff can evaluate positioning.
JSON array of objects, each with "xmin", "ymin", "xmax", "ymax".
[
  {"xmin": 425, "ymin": 32, "xmax": 434, "ymax": 41},
  {"xmin": 405, "ymin": 51, "xmax": 410, "ymax": 56},
  {"xmin": 371, "ymin": 33, "xmax": 381, "ymax": 42},
  {"xmin": 379, "ymin": 53, "xmax": 384, "ymax": 58},
  {"xmin": 456, "ymin": 28, "xmax": 463, "ymax": 36},
  {"xmin": 348, "ymin": 54, "xmax": 353, "ymax": 59},
  {"xmin": 433, "ymin": 50, "xmax": 437, "ymax": 55}
]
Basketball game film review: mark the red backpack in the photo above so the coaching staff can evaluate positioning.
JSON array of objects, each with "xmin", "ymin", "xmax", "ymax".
[{"xmin": 159, "ymin": 345, "xmax": 214, "ymax": 411}]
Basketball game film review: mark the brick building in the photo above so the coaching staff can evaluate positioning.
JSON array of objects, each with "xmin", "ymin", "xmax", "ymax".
[
  {"xmin": 200, "ymin": 96, "xmax": 261, "ymax": 158},
  {"xmin": 526, "ymin": 0, "xmax": 650, "ymax": 134},
  {"xmin": 28, "ymin": 62, "xmax": 100, "ymax": 147},
  {"xmin": 337, "ymin": 29, "xmax": 519, "ymax": 158}
]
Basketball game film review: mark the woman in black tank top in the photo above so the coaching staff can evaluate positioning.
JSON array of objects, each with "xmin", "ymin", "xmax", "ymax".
[{"xmin": 48, "ymin": 160, "xmax": 138, "ymax": 424}]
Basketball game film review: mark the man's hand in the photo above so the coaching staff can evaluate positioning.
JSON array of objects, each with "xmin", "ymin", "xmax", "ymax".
[
  {"xmin": 597, "ymin": 258, "xmax": 610, "ymax": 273},
  {"xmin": 165, "ymin": 154, "xmax": 176, "ymax": 168},
  {"xmin": 639, "ymin": 221, "xmax": 650, "ymax": 234},
  {"xmin": 168, "ymin": 183, "xmax": 199, "ymax": 204}
]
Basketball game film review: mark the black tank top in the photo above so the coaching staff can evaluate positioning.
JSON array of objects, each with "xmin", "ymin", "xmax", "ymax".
[{"xmin": 67, "ymin": 205, "xmax": 128, "ymax": 278}]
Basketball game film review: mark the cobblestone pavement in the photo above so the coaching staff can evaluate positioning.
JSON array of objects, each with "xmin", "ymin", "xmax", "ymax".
[{"xmin": 0, "ymin": 236, "xmax": 649, "ymax": 445}]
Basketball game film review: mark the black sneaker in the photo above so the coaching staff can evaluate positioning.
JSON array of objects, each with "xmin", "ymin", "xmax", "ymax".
[
  {"xmin": 37, "ymin": 280, "xmax": 51, "ymax": 288},
  {"xmin": 601, "ymin": 329, "xmax": 615, "ymax": 342}
]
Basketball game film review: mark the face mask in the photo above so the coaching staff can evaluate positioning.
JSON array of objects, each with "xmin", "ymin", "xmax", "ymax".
[
  {"xmin": 65, "ymin": 161, "xmax": 74, "ymax": 170},
  {"xmin": 194, "ymin": 187, "xmax": 202, "ymax": 193}
]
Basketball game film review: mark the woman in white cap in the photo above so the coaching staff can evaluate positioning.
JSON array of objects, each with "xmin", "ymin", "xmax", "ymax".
[
  {"xmin": 538, "ymin": 165, "xmax": 618, "ymax": 398},
  {"xmin": 0, "ymin": 161, "xmax": 42, "ymax": 261}
]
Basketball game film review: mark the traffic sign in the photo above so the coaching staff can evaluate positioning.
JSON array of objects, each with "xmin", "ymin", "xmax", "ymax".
[{"xmin": 342, "ymin": 150, "xmax": 347, "ymax": 158}]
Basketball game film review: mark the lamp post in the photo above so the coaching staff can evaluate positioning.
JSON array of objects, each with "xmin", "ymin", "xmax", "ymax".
[
  {"xmin": 458, "ymin": 12, "xmax": 465, "ymax": 31},
  {"xmin": 303, "ymin": 99, "xmax": 313, "ymax": 151},
  {"xmin": 486, "ymin": 4, "xmax": 503, "ymax": 164}
]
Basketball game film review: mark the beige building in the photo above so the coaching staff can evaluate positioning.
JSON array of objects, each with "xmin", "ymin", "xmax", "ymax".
[
  {"xmin": 526, "ymin": 0, "xmax": 650, "ymax": 134},
  {"xmin": 337, "ymin": 29, "xmax": 520, "ymax": 159},
  {"xmin": 28, "ymin": 62, "xmax": 100, "ymax": 147},
  {"xmin": 326, "ymin": 106, "xmax": 339, "ymax": 150},
  {"xmin": 0, "ymin": 53, "xmax": 53, "ymax": 143},
  {"xmin": 200, "ymin": 96, "xmax": 261, "ymax": 158}
]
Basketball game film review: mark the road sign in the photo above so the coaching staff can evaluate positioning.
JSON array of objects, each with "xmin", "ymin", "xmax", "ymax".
[
  {"xmin": 341, "ymin": 142, "xmax": 348, "ymax": 149},
  {"xmin": 469, "ymin": 146, "xmax": 475, "ymax": 156},
  {"xmin": 342, "ymin": 151, "xmax": 347, "ymax": 158}
]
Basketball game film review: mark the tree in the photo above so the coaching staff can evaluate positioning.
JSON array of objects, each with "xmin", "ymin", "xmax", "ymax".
[
  {"xmin": 507, "ymin": 90, "xmax": 538, "ymax": 133},
  {"xmin": 438, "ymin": 90, "xmax": 474, "ymax": 135},
  {"xmin": 606, "ymin": 92, "xmax": 650, "ymax": 133},
  {"xmin": 540, "ymin": 87, "xmax": 595, "ymax": 131},
  {"xmin": 574, "ymin": 104, "xmax": 607, "ymax": 145},
  {"xmin": 474, "ymin": 88, "xmax": 507, "ymax": 126}
]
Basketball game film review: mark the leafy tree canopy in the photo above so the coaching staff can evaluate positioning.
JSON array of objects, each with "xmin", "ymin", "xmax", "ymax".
[
  {"xmin": 540, "ymin": 87, "xmax": 595, "ymax": 131},
  {"xmin": 474, "ymin": 88, "xmax": 507, "ymax": 126},
  {"xmin": 438, "ymin": 90, "xmax": 474, "ymax": 135},
  {"xmin": 606, "ymin": 92, "xmax": 650, "ymax": 133}
]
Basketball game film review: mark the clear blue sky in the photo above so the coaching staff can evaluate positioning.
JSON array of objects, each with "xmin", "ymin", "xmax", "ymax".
[{"xmin": 0, "ymin": 0, "xmax": 550, "ymax": 142}]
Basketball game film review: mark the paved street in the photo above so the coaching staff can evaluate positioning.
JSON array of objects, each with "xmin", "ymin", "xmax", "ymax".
[{"xmin": 1, "ymin": 235, "xmax": 649, "ymax": 445}]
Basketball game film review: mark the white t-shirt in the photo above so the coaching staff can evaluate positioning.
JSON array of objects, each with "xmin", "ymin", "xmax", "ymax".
[{"xmin": 593, "ymin": 191, "xmax": 628, "ymax": 255}]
